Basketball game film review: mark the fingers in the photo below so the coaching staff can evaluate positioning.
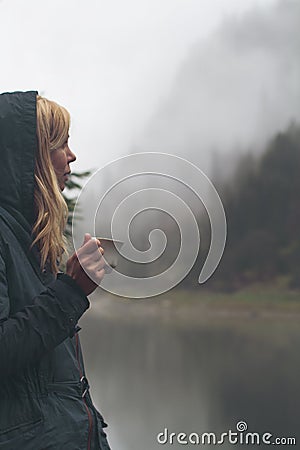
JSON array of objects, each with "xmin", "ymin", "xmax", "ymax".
[
  {"xmin": 66, "ymin": 235, "xmax": 107, "ymax": 294},
  {"xmin": 68, "ymin": 234, "xmax": 107, "ymax": 286},
  {"xmin": 72, "ymin": 234, "xmax": 104, "ymax": 265},
  {"xmin": 77, "ymin": 238, "xmax": 102, "ymax": 258},
  {"xmin": 82, "ymin": 234, "xmax": 102, "ymax": 249},
  {"xmin": 104, "ymin": 265, "xmax": 113, "ymax": 274},
  {"xmin": 77, "ymin": 243, "xmax": 106, "ymax": 270},
  {"xmin": 94, "ymin": 268, "xmax": 106, "ymax": 284},
  {"xmin": 87, "ymin": 256, "xmax": 106, "ymax": 272}
]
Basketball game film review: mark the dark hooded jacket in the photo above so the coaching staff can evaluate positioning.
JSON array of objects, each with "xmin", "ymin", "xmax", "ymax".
[{"xmin": 0, "ymin": 91, "xmax": 111, "ymax": 450}]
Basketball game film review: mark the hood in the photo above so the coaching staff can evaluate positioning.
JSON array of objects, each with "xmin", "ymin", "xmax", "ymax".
[{"xmin": 0, "ymin": 91, "xmax": 38, "ymax": 227}]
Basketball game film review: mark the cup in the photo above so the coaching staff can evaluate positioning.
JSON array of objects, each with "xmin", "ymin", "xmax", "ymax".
[{"xmin": 93, "ymin": 237, "xmax": 124, "ymax": 271}]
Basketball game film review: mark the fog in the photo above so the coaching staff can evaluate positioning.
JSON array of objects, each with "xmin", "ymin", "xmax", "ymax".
[
  {"xmin": 136, "ymin": 0, "xmax": 300, "ymax": 178},
  {"xmin": 0, "ymin": 0, "xmax": 283, "ymax": 174},
  {"xmin": 68, "ymin": 0, "xmax": 300, "ymax": 274}
]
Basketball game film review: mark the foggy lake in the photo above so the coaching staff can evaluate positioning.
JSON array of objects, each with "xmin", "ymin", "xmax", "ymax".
[{"xmin": 79, "ymin": 291, "xmax": 300, "ymax": 450}]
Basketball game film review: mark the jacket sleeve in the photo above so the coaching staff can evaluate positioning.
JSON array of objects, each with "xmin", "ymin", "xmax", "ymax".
[{"xmin": 0, "ymin": 251, "xmax": 90, "ymax": 379}]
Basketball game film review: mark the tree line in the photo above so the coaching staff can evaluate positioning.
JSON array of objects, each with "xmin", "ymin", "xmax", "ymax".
[{"xmin": 186, "ymin": 122, "xmax": 300, "ymax": 291}]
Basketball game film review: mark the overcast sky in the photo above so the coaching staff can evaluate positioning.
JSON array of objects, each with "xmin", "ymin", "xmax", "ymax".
[
  {"xmin": 137, "ymin": 0, "xmax": 300, "ymax": 175},
  {"xmin": 0, "ymin": 0, "xmax": 290, "ymax": 174}
]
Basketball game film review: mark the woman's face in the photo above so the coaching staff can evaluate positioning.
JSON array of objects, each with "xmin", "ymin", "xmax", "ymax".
[{"xmin": 50, "ymin": 138, "xmax": 76, "ymax": 191}]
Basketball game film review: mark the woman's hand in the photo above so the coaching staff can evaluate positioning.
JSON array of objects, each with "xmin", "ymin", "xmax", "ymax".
[{"xmin": 66, "ymin": 233, "xmax": 106, "ymax": 296}]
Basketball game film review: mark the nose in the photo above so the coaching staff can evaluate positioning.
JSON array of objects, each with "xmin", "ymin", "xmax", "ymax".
[{"xmin": 67, "ymin": 146, "xmax": 76, "ymax": 163}]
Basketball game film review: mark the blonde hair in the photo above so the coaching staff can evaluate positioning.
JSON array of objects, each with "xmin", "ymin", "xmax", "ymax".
[{"xmin": 31, "ymin": 95, "xmax": 70, "ymax": 274}]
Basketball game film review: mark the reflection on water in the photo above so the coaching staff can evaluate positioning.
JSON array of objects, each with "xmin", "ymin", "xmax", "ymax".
[{"xmin": 79, "ymin": 293, "xmax": 300, "ymax": 450}]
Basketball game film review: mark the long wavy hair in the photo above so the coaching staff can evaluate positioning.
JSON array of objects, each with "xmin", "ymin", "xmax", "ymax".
[{"xmin": 31, "ymin": 95, "xmax": 70, "ymax": 274}]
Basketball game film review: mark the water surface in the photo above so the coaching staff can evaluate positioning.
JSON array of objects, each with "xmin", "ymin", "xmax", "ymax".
[{"xmin": 80, "ymin": 292, "xmax": 300, "ymax": 449}]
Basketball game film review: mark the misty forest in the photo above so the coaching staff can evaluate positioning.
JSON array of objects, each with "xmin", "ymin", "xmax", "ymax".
[{"xmin": 185, "ymin": 123, "xmax": 300, "ymax": 292}]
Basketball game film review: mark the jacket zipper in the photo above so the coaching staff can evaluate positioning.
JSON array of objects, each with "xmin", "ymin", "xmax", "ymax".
[{"xmin": 75, "ymin": 332, "xmax": 93, "ymax": 450}]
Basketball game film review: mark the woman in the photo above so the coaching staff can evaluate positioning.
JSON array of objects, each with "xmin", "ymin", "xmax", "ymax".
[{"xmin": 0, "ymin": 91, "xmax": 111, "ymax": 450}]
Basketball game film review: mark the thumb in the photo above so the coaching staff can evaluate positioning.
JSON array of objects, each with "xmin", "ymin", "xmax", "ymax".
[{"xmin": 83, "ymin": 233, "xmax": 91, "ymax": 245}]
